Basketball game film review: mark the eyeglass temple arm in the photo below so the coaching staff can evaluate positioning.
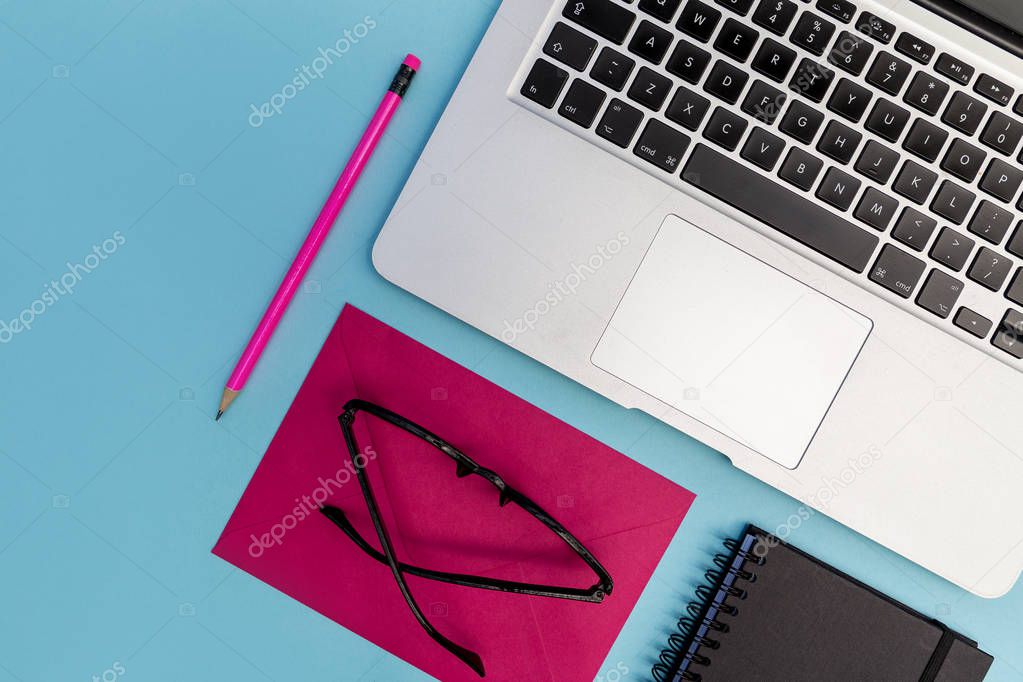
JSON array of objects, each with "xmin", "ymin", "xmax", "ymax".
[
  {"xmin": 339, "ymin": 412, "xmax": 486, "ymax": 678},
  {"xmin": 320, "ymin": 504, "xmax": 606, "ymax": 602}
]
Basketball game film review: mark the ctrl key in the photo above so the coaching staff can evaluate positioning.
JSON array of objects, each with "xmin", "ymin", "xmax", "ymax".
[
  {"xmin": 633, "ymin": 119, "xmax": 690, "ymax": 173},
  {"xmin": 521, "ymin": 59, "xmax": 569, "ymax": 108},
  {"xmin": 993, "ymin": 309, "xmax": 1023, "ymax": 359},
  {"xmin": 869, "ymin": 244, "xmax": 925, "ymax": 298}
]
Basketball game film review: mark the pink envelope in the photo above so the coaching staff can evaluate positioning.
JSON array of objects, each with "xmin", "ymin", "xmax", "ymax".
[{"xmin": 213, "ymin": 305, "xmax": 695, "ymax": 681}]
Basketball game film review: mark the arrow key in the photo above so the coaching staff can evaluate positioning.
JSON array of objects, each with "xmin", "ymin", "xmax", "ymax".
[
  {"xmin": 954, "ymin": 307, "xmax": 993, "ymax": 338},
  {"xmin": 544, "ymin": 22, "xmax": 598, "ymax": 71}
]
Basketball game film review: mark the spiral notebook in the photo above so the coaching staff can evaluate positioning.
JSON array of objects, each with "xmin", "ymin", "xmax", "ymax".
[{"xmin": 655, "ymin": 525, "xmax": 993, "ymax": 682}]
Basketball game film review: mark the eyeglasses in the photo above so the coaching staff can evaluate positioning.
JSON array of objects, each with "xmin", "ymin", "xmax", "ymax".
[{"xmin": 318, "ymin": 399, "xmax": 614, "ymax": 677}]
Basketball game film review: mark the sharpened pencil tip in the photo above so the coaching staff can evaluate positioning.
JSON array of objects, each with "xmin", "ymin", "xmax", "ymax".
[
  {"xmin": 215, "ymin": 410, "xmax": 223, "ymax": 421},
  {"xmin": 217, "ymin": 387, "xmax": 240, "ymax": 421}
]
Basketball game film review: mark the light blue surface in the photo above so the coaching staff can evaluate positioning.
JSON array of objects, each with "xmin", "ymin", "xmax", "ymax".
[{"xmin": 0, "ymin": 1, "xmax": 1020, "ymax": 680}]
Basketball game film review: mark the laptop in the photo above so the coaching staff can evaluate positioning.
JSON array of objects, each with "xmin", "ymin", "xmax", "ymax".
[{"xmin": 374, "ymin": 0, "xmax": 1023, "ymax": 598}]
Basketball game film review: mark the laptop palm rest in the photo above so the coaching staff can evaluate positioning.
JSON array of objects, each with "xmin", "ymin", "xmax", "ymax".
[{"xmin": 592, "ymin": 215, "xmax": 873, "ymax": 469}]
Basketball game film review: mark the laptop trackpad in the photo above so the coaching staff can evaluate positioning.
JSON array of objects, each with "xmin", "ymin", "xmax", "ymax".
[{"xmin": 592, "ymin": 215, "xmax": 872, "ymax": 469}]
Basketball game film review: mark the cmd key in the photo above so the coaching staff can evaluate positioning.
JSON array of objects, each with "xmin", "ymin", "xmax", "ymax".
[{"xmin": 563, "ymin": 0, "xmax": 637, "ymax": 45}]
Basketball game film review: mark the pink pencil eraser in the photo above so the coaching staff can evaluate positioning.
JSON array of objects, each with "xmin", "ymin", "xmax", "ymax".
[{"xmin": 403, "ymin": 54, "xmax": 421, "ymax": 71}]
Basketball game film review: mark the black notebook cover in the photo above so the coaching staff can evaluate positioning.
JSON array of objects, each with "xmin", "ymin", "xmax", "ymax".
[{"xmin": 654, "ymin": 525, "xmax": 994, "ymax": 682}]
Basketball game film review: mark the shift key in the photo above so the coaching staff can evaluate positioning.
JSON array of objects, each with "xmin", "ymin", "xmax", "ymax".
[{"xmin": 869, "ymin": 244, "xmax": 925, "ymax": 298}]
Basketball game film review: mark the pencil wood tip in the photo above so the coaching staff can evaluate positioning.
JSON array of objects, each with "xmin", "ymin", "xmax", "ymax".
[{"xmin": 217, "ymin": 388, "xmax": 240, "ymax": 420}]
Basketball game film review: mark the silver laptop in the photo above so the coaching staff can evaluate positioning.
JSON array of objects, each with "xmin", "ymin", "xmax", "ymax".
[{"xmin": 374, "ymin": 0, "xmax": 1023, "ymax": 598}]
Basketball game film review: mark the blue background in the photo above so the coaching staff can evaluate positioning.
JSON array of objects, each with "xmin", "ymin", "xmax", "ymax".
[{"xmin": 0, "ymin": 1, "xmax": 1020, "ymax": 680}]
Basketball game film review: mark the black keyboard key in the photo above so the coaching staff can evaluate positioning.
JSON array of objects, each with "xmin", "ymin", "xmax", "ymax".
[
  {"xmin": 742, "ymin": 80, "xmax": 787, "ymax": 124},
  {"xmin": 935, "ymin": 52, "xmax": 975, "ymax": 86},
  {"xmin": 596, "ymin": 98, "xmax": 644, "ymax": 147},
  {"xmin": 954, "ymin": 307, "xmax": 993, "ymax": 337},
  {"xmin": 638, "ymin": 0, "xmax": 684, "ymax": 22},
  {"xmin": 993, "ymin": 309, "xmax": 1023, "ymax": 358},
  {"xmin": 892, "ymin": 207, "xmax": 937, "ymax": 251},
  {"xmin": 975, "ymin": 73, "xmax": 1014, "ymax": 107},
  {"xmin": 789, "ymin": 58, "xmax": 834, "ymax": 102},
  {"xmin": 869, "ymin": 244, "xmax": 925, "ymax": 298},
  {"xmin": 716, "ymin": 0, "xmax": 756, "ymax": 14},
  {"xmin": 779, "ymin": 147, "xmax": 825, "ymax": 190},
  {"xmin": 968, "ymin": 246, "xmax": 1013, "ymax": 290},
  {"xmin": 916, "ymin": 269, "xmax": 964, "ymax": 318},
  {"xmin": 665, "ymin": 40, "xmax": 711, "ymax": 84},
  {"xmin": 677, "ymin": 0, "xmax": 722, "ymax": 42},
  {"xmin": 941, "ymin": 138, "xmax": 986, "ymax": 183},
  {"xmin": 559, "ymin": 79, "xmax": 607, "ymax": 127},
  {"xmin": 865, "ymin": 99, "xmax": 910, "ymax": 142},
  {"xmin": 817, "ymin": 0, "xmax": 856, "ymax": 23},
  {"xmin": 1010, "ymin": 223, "xmax": 1023, "ymax": 258},
  {"xmin": 752, "ymin": 0, "xmax": 798, "ymax": 35},
  {"xmin": 817, "ymin": 120, "xmax": 861, "ymax": 164},
  {"xmin": 941, "ymin": 91, "xmax": 988, "ymax": 135},
  {"xmin": 893, "ymin": 160, "xmax": 938, "ymax": 205},
  {"xmin": 591, "ymin": 47, "xmax": 636, "ymax": 91},
  {"xmin": 791, "ymin": 12, "xmax": 836, "ymax": 56},
  {"xmin": 829, "ymin": 31, "xmax": 873, "ymax": 75},
  {"xmin": 704, "ymin": 60, "xmax": 749, "ymax": 104},
  {"xmin": 930, "ymin": 227, "xmax": 974, "ymax": 271},
  {"xmin": 828, "ymin": 78, "xmax": 871, "ymax": 122},
  {"xmin": 665, "ymin": 86, "xmax": 712, "ymax": 130},
  {"xmin": 703, "ymin": 106, "xmax": 748, "ymax": 150},
  {"xmin": 856, "ymin": 11, "xmax": 895, "ymax": 44},
  {"xmin": 855, "ymin": 140, "xmax": 900, "ymax": 184},
  {"xmin": 903, "ymin": 119, "xmax": 948, "ymax": 163},
  {"xmin": 980, "ymin": 111, "xmax": 1023, "ymax": 156},
  {"xmin": 741, "ymin": 126, "xmax": 787, "ymax": 170},
  {"xmin": 904, "ymin": 72, "xmax": 950, "ymax": 116},
  {"xmin": 521, "ymin": 59, "xmax": 569, "ymax": 108},
  {"xmin": 895, "ymin": 32, "xmax": 934, "ymax": 64},
  {"xmin": 563, "ymin": 0, "xmax": 636, "ymax": 44},
  {"xmin": 866, "ymin": 51, "xmax": 911, "ymax": 95},
  {"xmin": 682, "ymin": 144, "xmax": 879, "ymax": 271},
  {"xmin": 816, "ymin": 167, "xmax": 861, "ymax": 211},
  {"xmin": 931, "ymin": 181, "xmax": 976, "ymax": 224},
  {"xmin": 752, "ymin": 38, "xmax": 797, "ymax": 82},
  {"xmin": 544, "ymin": 23, "xmax": 599, "ymax": 71},
  {"xmin": 855, "ymin": 187, "xmax": 899, "ymax": 230},
  {"xmin": 1008, "ymin": 269, "xmax": 1023, "ymax": 305},
  {"xmin": 714, "ymin": 18, "xmax": 760, "ymax": 62},
  {"xmin": 980, "ymin": 159, "xmax": 1023, "ymax": 203},
  {"xmin": 633, "ymin": 119, "xmax": 691, "ymax": 171},
  {"xmin": 628, "ymin": 66, "xmax": 673, "ymax": 109},
  {"xmin": 967, "ymin": 200, "xmax": 1013, "ymax": 244},
  {"xmin": 629, "ymin": 20, "xmax": 674, "ymax": 64},
  {"xmin": 779, "ymin": 100, "xmax": 825, "ymax": 143}
]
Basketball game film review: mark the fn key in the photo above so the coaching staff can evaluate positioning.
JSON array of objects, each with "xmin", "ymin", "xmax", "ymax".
[{"xmin": 521, "ymin": 59, "xmax": 568, "ymax": 108}]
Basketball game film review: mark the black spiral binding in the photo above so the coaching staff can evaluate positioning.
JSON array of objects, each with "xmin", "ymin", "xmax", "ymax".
[{"xmin": 652, "ymin": 532, "xmax": 765, "ymax": 682}]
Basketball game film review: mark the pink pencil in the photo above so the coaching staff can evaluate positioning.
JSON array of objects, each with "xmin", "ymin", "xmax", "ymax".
[{"xmin": 217, "ymin": 54, "xmax": 421, "ymax": 420}]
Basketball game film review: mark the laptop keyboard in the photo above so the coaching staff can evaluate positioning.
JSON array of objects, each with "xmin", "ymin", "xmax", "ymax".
[{"xmin": 514, "ymin": 0, "xmax": 1023, "ymax": 367}]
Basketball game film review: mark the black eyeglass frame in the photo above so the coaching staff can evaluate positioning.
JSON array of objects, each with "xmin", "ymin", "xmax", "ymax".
[{"xmin": 319, "ymin": 398, "xmax": 614, "ymax": 677}]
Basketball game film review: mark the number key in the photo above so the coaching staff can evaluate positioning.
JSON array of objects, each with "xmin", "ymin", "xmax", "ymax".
[
  {"xmin": 941, "ymin": 91, "xmax": 988, "ymax": 135},
  {"xmin": 980, "ymin": 111, "xmax": 1023, "ymax": 156},
  {"xmin": 790, "ymin": 12, "xmax": 836, "ymax": 57},
  {"xmin": 752, "ymin": 0, "xmax": 798, "ymax": 35},
  {"xmin": 904, "ymin": 72, "xmax": 950, "ymax": 116},
  {"xmin": 866, "ymin": 52, "xmax": 911, "ymax": 95}
]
